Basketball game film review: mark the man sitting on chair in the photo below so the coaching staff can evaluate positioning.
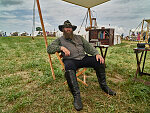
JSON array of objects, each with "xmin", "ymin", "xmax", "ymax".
[{"xmin": 47, "ymin": 20, "xmax": 116, "ymax": 111}]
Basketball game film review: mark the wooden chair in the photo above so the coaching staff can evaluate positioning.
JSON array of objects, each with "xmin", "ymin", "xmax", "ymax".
[{"xmin": 55, "ymin": 52, "xmax": 88, "ymax": 86}]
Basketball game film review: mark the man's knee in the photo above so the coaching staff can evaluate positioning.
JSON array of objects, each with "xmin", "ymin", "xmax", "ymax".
[
  {"xmin": 64, "ymin": 60, "xmax": 76, "ymax": 70},
  {"xmin": 94, "ymin": 61, "xmax": 105, "ymax": 70}
]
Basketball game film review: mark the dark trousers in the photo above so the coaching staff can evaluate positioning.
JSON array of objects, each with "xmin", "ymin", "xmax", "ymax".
[{"xmin": 63, "ymin": 55, "xmax": 105, "ymax": 73}]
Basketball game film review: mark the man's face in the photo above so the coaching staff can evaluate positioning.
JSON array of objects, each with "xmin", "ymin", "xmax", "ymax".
[
  {"xmin": 63, "ymin": 27, "xmax": 73, "ymax": 33},
  {"xmin": 63, "ymin": 27, "xmax": 73, "ymax": 39}
]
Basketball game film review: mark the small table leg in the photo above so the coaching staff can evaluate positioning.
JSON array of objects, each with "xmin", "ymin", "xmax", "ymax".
[
  {"xmin": 100, "ymin": 47, "xmax": 104, "ymax": 57},
  {"xmin": 99, "ymin": 47, "xmax": 108, "ymax": 67},
  {"xmin": 135, "ymin": 50, "xmax": 144, "ymax": 77},
  {"xmin": 104, "ymin": 47, "xmax": 108, "ymax": 59},
  {"xmin": 134, "ymin": 48, "xmax": 150, "ymax": 86},
  {"xmin": 142, "ymin": 51, "xmax": 147, "ymax": 74}
]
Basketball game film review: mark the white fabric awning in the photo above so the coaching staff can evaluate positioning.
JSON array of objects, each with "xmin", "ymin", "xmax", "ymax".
[
  {"xmin": 144, "ymin": 19, "xmax": 150, "ymax": 23},
  {"xmin": 62, "ymin": 0, "xmax": 110, "ymax": 8}
]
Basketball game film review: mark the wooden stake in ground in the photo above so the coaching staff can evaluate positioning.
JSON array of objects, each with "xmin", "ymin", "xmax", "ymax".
[{"xmin": 36, "ymin": 0, "xmax": 55, "ymax": 80}]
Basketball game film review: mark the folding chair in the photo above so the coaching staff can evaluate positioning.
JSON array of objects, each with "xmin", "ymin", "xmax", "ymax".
[{"xmin": 55, "ymin": 52, "xmax": 88, "ymax": 86}]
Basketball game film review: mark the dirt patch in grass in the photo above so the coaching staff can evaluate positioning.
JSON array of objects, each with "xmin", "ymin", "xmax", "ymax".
[
  {"xmin": 108, "ymin": 74, "xmax": 124, "ymax": 83},
  {"xmin": 24, "ymin": 81, "xmax": 38, "ymax": 90},
  {"xmin": 2, "ymin": 71, "xmax": 29, "ymax": 79},
  {"xmin": 2, "ymin": 70, "xmax": 42, "ymax": 91}
]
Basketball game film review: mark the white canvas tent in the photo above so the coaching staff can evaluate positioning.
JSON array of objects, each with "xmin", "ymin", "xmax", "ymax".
[{"xmin": 114, "ymin": 34, "xmax": 121, "ymax": 45}]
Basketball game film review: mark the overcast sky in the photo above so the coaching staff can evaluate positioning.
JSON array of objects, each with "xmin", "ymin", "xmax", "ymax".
[{"xmin": 0, "ymin": 0, "xmax": 150, "ymax": 36}]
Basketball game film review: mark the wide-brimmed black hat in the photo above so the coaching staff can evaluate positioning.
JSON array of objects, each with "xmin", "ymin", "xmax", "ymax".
[{"xmin": 58, "ymin": 20, "xmax": 77, "ymax": 32}]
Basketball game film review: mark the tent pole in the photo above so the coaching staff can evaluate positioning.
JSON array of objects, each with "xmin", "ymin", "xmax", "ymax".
[
  {"xmin": 36, "ymin": 0, "xmax": 55, "ymax": 80},
  {"xmin": 140, "ymin": 19, "xmax": 144, "ymax": 42},
  {"xmin": 88, "ymin": 8, "xmax": 92, "ymax": 29},
  {"xmin": 32, "ymin": 0, "xmax": 36, "ymax": 39},
  {"xmin": 146, "ymin": 23, "xmax": 149, "ymax": 43}
]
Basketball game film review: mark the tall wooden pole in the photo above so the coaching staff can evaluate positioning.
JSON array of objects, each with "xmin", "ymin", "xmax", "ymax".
[
  {"xmin": 146, "ymin": 23, "xmax": 149, "ymax": 43},
  {"xmin": 88, "ymin": 8, "xmax": 92, "ymax": 29},
  {"xmin": 140, "ymin": 19, "xmax": 144, "ymax": 42},
  {"xmin": 36, "ymin": 0, "xmax": 55, "ymax": 80}
]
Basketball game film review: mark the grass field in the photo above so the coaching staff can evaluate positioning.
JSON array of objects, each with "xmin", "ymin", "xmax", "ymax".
[{"xmin": 0, "ymin": 36, "xmax": 150, "ymax": 113}]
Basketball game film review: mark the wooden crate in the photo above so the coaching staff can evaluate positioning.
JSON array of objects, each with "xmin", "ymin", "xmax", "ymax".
[{"xmin": 89, "ymin": 28, "xmax": 114, "ymax": 46}]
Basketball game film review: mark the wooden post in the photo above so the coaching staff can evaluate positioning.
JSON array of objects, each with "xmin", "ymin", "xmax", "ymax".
[
  {"xmin": 88, "ymin": 8, "xmax": 92, "ymax": 29},
  {"xmin": 55, "ymin": 52, "xmax": 65, "ymax": 70},
  {"xmin": 140, "ymin": 20, "xmax": 144, "ymax": 42},
  {"xmin": 146, "ymin": 23, "xmax": 149, "ymax": 43},
  {"xmin": 36, "ymin": 0, "xmax": 55, "ymax": 80}
]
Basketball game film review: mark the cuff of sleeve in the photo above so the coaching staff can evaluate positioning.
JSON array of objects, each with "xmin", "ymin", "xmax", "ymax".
[
  {"xmin": 58, "ymin": 46, "xmax": 61, "ymax": 52},
  {"xmin": 93, "ymin": 51, "xmax": 99, "ymax": 56}
]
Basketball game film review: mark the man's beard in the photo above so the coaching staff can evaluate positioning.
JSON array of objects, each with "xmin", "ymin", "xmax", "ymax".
[{"xmin": 63, "ymin": 30, "xmax": 73, "ymax": 39}]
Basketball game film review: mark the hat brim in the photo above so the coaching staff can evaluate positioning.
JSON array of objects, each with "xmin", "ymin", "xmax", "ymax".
[{"xmin": 58, "ymin": 25, "xmax": 77, "ymax": 32}]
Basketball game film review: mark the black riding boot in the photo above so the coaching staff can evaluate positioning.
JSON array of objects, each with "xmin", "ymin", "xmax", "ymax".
[
  {"xmin": 65, "ymin": 70, "xmax": 83, "ymax": 111},
  {"xmin": 95, "ymin": 65, "xmax": 116, "ymax": 96}
]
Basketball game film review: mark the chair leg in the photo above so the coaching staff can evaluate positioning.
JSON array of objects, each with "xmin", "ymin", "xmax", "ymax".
[
  {"xmin": 83, "ymin": 74, "xmax": 86, "ymax": 83},
  {"xmin": 77, "ymin": 78, "xmax": 88, "ymax": 86},
  {"xmin": 64, "ymin": 77, "xmax": 88, "ymax": 86}
]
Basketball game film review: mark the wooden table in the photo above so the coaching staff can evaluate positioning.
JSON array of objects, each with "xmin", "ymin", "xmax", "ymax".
[
  {"xmin": 94, "ymin": 45, "xmax": 109, "ymax": 67},
  {"xmin": 133, "ymin": 48, "xmax": 150, "ymax": 85}
]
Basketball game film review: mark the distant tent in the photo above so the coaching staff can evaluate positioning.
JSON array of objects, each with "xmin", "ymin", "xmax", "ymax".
[{"xmin": 114, "ymin": 34, "xmax": 121, "ymax": 45}]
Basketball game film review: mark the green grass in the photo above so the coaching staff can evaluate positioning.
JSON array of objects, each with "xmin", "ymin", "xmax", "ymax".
[{"xmin": 0, "ymin": 36, "xmax": 150, "ymax": 113}]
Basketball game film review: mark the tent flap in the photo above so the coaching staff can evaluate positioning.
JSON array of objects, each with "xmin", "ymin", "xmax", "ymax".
[{"xmin": 62, "ymin": 0, "xmax": 110, "ymax": 8}]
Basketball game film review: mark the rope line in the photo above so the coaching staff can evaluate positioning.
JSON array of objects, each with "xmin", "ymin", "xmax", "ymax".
[{"xmin": 78, "ymin": 10, "xmax": 88, "ymax": 34}]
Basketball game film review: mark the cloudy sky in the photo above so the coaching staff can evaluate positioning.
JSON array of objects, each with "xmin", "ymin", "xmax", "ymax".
[{"xmin": 0, "ymin": 0, "xmax": 150, "ymax": 36}]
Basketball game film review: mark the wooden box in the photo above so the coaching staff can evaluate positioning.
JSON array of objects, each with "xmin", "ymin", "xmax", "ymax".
[{"xmin": 89, "ymin": 28, "xmax": 114, "ymax": 46}]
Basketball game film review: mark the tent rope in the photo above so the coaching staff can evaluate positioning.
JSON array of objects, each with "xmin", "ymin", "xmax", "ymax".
[
  {"xmin": 133, "ymin": 21, "xmax": 142, "ymax": 33},
  {"xmin": 78, "ymin": 10, "xmax": 88, "ymax": 34},
  {"xmin": 85, "ymin": 10, "xmax": 89, "ymax": 29}
]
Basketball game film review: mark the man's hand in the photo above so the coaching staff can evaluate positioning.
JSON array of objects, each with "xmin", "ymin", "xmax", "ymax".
[
  {"xmin": 96, "ymin": 54, "xmax": 104, "ymax": 64},
  {"xmin": 60, "ymin": 46, "xmax": 70, "ymax": 56}
]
